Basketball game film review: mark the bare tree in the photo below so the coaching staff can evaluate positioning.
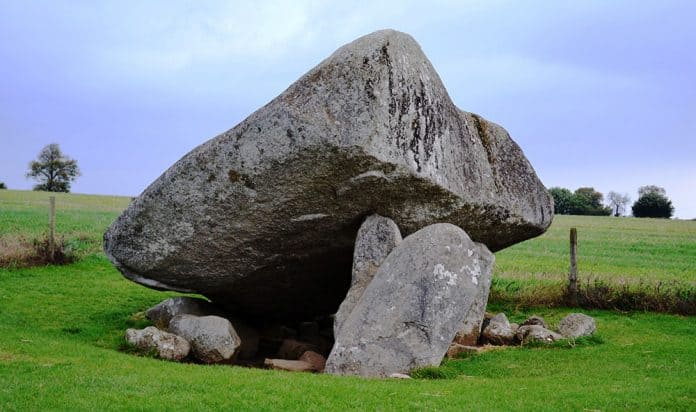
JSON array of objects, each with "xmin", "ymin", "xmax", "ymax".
[
  {"xmin": 607, "ymin": 191, "xmax": 630, "ymax": 216},
  {"xmin": 26, "ymin": 143, "xmax": 81, "ymax": 192}
]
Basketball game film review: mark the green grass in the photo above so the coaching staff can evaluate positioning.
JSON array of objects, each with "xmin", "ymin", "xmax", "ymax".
[
  {"xmin": 0, "ymin": 190, "xmax": 130, "ymax": 260},
  {"xmin": 1, "ymin": 190, "xmax": 695, "ymax": 409},
  {"xmin": 496, "ymin": 215, "xmax": 696, "ymax": 283},
  {"xmin": 1, "ymin": 255, "xmax": 694, "ymax": 410}
]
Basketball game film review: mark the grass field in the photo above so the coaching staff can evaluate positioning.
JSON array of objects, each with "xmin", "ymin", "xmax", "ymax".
[
  {"xmin": 1, "ymin": 189, "xmax": 694, "ymax": 284},
  {"xmin": 1, "ymin": 190, "xmax": 695, "ymax": 410}
]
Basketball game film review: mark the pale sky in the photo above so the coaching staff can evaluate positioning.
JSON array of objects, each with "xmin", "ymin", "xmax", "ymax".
[{"xmin": 1, "ymin": 1, "xmax": 694, "ymax": 218}]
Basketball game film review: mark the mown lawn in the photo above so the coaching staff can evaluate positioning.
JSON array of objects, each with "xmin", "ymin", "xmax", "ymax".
[
  {"xmin": 1, "ymin": 190, "xmax": 695, "ymax": 410},
  {"xmin": 1, "ymin": 256, "xmax": 694, "ymax": 410},
  {"xmin": 496, "ymin": 214, "xmax": 696, "ymax": 284}
]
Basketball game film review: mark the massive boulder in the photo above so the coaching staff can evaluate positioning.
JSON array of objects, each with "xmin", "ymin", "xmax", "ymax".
[
  {"xmin": 104, "ymin": 29, "xmax": 552, "ymax": 320},
  {"xmin": 325, "ymin": 223, "xmax": 494, "ymax": 377}
]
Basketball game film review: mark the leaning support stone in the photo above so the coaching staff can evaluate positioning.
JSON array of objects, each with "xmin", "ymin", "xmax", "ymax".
[
  {"xmin": 325, "ymin": 223, "xmax": 494, "ymax": 377},
  {"xmin": 334, "ymin": 214, "xmax": 402, "ymax": 336}
]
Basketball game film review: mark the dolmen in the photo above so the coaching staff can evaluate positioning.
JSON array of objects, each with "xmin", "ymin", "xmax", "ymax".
[{"xmin": 106, "ymin": 29, "xmax": 553, "ymax": 377}]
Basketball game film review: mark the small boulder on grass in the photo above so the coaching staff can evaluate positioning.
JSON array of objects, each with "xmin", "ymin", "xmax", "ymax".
[
  {"xmin": 481, "ymin": 313, "xmax": 516, "ymax": 345},
  {"xmin": 125, "ymin": 326, "xmax": 190, "ymax": 361},
  {"xmin": 146, "ymin": 297, "xmax": 217, "ymax": 329},
  {"xmin": 520, "ymin": 315, "xmax": 547, "ymax": 328},
  {"xmin": 168, "ymin": 315, "xmax": 241, "ymax": 364},
  {"xmin": 558, "ymin": 313, "xmax": 596, "ymax": 339},
  {"xmin": 516, "ymin": 325, "xmax": 563, "ymax": 344}
]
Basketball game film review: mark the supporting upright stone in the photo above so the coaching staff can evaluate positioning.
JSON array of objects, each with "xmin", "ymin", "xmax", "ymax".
[
  {"xmin": 334, "ymin": 214, "xmax": 402, "ymax": 335},
  {"xmin": 325, "ymin": 223, "xmax": 494, "ymax": 377}
]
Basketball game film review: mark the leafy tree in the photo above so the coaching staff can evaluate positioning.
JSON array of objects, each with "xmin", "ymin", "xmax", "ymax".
[
  {"xmin": 632, "ymin": 191, "xmax": 674, "ymax": 218},
  {"xmin": 572, "ymin": 187, "xmax": 612, "ymax": 216},
  {"xmin": 26, "ymin": 144, "xmax": 81, "ymax": 192},
  {"xmin": 0, "ymin": 182, "xmax": 6, "ymax": 189},
  {"xmin": 607, "ymin": 191, "xmax": 630, "ymax": 216},
  {"xmin": 638, "ymin": 185, "xmax": 666, "ymax": 197},
  {"xmin": 549, "ymin": 186, "xmax": 611, "ymax": 216},
  {"xmin": 549, "ymin": 187, "xmax": 573, "ymax": 215}
]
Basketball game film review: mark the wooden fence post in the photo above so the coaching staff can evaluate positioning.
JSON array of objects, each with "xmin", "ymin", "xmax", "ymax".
[
  {"xmin": 49, "ymin": 196, "xmax": 56, "ymax": 261},
  {"xmin": 569, "ymin": 227, "xmax": 578, "ymax": 304}
]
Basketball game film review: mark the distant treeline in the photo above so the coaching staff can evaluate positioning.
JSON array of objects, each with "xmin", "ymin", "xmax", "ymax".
[{"xmin": 549, "ymin": 185, "xmax": 674, "ymax": 218}]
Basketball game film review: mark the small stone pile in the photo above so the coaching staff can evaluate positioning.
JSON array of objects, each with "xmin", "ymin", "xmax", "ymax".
[
  {"xmin": 447, "ymin": 312, "xmax": 597, "ymax": 358},
  {"xmin": 125, "ymin": 296, "xmax": 331, "ymax": 372}
]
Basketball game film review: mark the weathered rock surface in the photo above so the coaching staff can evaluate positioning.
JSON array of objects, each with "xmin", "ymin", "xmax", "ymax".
[
  {"xmin": 299, "ymin": 350, "xmax": 327, "ymax": 371},
  {"xmin": 452, "ymin": 273, "xmax": 492, "ymax": 346},
  {"xmin": 558, "ymin": 313, "xmax": 596, "ymax": 338},
  {"xmin": 125, "ymin": 326, "xmax": 190, "ymax": 361},
  {"xmin": 334, "ymin": 214, "xmax": 402, "ymax": 335},
  {"xmin": 146, "ymin": 297, "xmax": 216, "ymax": 329},
  {"xmin": 325, "ymin": 223, "xmax": 494, "ymax": 377},
  {"xmin": 277, "ymin": 339, "xmax": 321, "ymax": 360},
  {"xmin": 264, "ymin": 358, "xmax": 315, "ymax": 372},
  {"xmin": 516, "ymin": 325, "xmax": 563, "ymax": 344},
  {"xmin": 103, "ymin": 29, "xmax": 553, "ymax": 320},
  {"xmin": 146, "ymin": 297, "xmax": 259, "ymax": 359},
  {"xmin": 481, "ymin": 313, "xmax": 517, "ymax": 346},
  {"xmin": 168, "ymin": 315, "xmax": 241, "ymax": 363},
  {"xmin": 520, "ymin": 315, "xmax": 547, "ymax": 329}
]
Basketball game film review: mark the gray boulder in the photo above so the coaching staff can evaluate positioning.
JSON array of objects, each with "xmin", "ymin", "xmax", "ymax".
[
  {"xmin": 481, "ymin": 313, "xmax": 517, "ymax": 346},
  {"xmin": 104, "ymin": 29, "xmax": 552, "ymax": 320},
  {"xmin": 558, "ymin": 313, "xmax": 596, "ymax": 338},
  {"xmin": 325, "ymin": 223, "xmax": 494, "ymax": 377},
  {"xmin": 146, "ymin": 296, "xmax": 259, "ymax": 359},
  {"xmin": 516, "ymin": 325, "xmax": 563, "ymax": 344},
  {"xmin": 334, "ymin": 214, "xmax": 402, "ymax": 335},
  {"xmin": 124, "ymin": 326, "xmax": 190, "ymax": 361},
  {"xmin": 520, "ymin": 315, "xmax": 547, "ymax": 329},
  {"xmin": 146, "ymin": 296, "xmax": 216, "ymax": 329},
  {"xmin": 168, "ymin": 315, "xmax": 241, "ymax": 363}
]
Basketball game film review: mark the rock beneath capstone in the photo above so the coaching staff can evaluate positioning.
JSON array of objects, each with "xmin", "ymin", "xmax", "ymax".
[
  {"xmin": 334, "ymin": 214, "xmax": 402, "ymax": 335},
  {"xmin": 168, "ymin": 315, "xmax": 241, "ymax": 363},
  {"xmin": 520, "ymin": 315, "xmax": 547, "ymax": 329},
  {"xmin": 325, "ymin": 223, "xmax": 494, "ymax": 377},
  {"xmin": 516, "ymin": 325, "xmax": 563, "ymax": 344},
  {"xmin": 388, "ymin": 373, "xmax": 412, "ymax": 379},
  {"xmin": 146, "ymin": 297, "xmax": 259, "ymax": 359},
  {"xmin": 277, "ymin": 339, "xmax": 321, "ymax": 360},
  {"xmin": 146, "ymin": 297, "xmax": 216, "ymax": 329},
  {"xmin": 125, "ymin": 326, "xmax": 191, "ymax": 361},
  {"xmin": 558, "ymin": 313, "xmax": 596, "ymax": 338},
  {"xmin": 103, "ymin": 29, "xmax": 552, "ymax": 320},
  {"xmin": 264, "ymin": 358, "xmax": 315, "ymax": 372},
  {"xmin": 299, "ymin": 350, "xmax": 327, "ymax": 372},
  {"xmin": 481, "ymin": 313, "xmax": 517, "ymax": 346}
]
